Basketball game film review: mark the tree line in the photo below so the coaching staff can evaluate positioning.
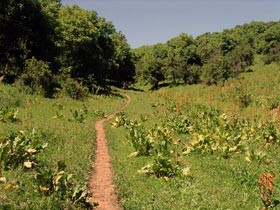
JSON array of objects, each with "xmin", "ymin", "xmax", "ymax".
[
  {"xmin": 1, "ymin": 1, "xmax": 279, "ymax": 96},
  {"xmin": 134, "ymin": 21, "xmax": 280, "ymax": 89},
  {"xmin": 0, "ymin": 0, "xmax": 135, "ymax": 98}
]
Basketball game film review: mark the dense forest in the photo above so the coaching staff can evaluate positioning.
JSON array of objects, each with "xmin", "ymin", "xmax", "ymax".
[
  {"xmin": 134, "ymin": 21, "xmax": 280, "ymax": 89},
  {"xmin": 0, "ymin": 0, "xmax": 280, "ymax": 97},
  {"xmin": 0, "ymin": 0, "xmax": 135, "ymax": 98}
]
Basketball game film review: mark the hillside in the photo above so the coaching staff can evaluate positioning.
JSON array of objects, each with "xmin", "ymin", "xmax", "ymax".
[
  {"xmin": 1, "ymin": 1, "xmax": 280, "ymax": 209},
  {"xmin": 106, "ymin": 57, "xmax": 280, "ymax": 209}
]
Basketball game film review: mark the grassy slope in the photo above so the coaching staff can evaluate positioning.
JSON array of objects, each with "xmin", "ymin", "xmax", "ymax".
[
  {"xmin": 0, "ymin": 85, "xmax": 125, "ymax": 209},
  {"xmin": 156, "ymin": 57, "xmax": 280, "ymax": 124},
  {"xmin": 106, "ymin": 59, "xmax": 280, "ymax": 209}
]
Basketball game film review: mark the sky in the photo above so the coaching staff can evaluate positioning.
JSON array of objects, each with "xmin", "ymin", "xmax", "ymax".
[{"xmin": 60, "ymin": 0, "xmax": 280, "ymax": 48}]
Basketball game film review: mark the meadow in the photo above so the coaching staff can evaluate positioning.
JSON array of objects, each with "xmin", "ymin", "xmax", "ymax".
[
  {"xmin": 0, "ymin": 84, "xmax": 125, "ymax": 209},
  {"xmin": 107, "ymin": 57, "xmax": 280, "ymax": 209},
  {"xmin": 0, "ymin": 57, "xmax": 279, "ymax": 209},
  {"xmin": 1, "ymin": 2, "xmax": 280, "ymax": 209}
]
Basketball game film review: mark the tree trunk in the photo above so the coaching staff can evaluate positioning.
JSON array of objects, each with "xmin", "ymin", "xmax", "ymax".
[{"xmin": 172, "ymin": 71, "xmax": 176, "ymax": 85}]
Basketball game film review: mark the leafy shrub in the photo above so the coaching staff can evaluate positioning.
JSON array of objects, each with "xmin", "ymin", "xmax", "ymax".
[
  {"xmin": 62, "ymin": 78, "xmax": 89, "ymax": 100},
  {"xmin": 0, "ymin": 105, "xmax": 18, "ymax": 122},
  {"xmin": 124, "ymin": 120, "xmax": 185, "ymax": 177},
  {"xmin": 20, "ymin": 57, "xmax": 58, "ymax": 97},
  {"xmin": 267, "ymin": 96, "xmax": 280, "ymax": 110},
  {"xmin": 127, "ymin": 121, "xmax": 152, "ymax": 156},
  {"xmin": 34, "ymin": 161, "xmax": 94, "ymax": 208},
  {"xmin": 93, "ymin": 109, "xmax": 105, "ymax": 118},
  {"xmin": 139, "ymin": 155, "xmax": 183, "ymax": 178},
  {"xmin": 0, "ymin": 130, "xmax": 47, "ymax": 173},
  {"xmin": 111, "ymin": 112, "xmax": 128, "ymax": 128},
  {"xmin": 167, "ymin": 115, "xmax": 190, "ymax": 134},
  {"xmin": 139, "ymin": 126, "xmax": 184, "ymax": 178},
  {"xmin": 264, "ymin": 43, "xmax": 280, "ymax": 64},
  {"xmin": 69, "ymin": 104, "xmax": 88, "ymax": 123}
]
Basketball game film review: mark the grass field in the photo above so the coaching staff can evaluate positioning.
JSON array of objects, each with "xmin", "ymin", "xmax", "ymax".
[
  {"xmin": 106, "ymin": 58, "xmax": 280, "ymax": 209},
  {"xmin": 0, "ymin": 84, "xmax": 125, "ymax": 209},
  {"xmin": 1, "ymin": 57, "xmax": 280, "ymax": 209}
]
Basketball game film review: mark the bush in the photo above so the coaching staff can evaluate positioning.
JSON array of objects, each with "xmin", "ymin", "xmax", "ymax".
[
  {"xmin": 20, "ymin": 57, "xmax": 58, "ymax": 97},
  {"xmin": 62, "ymin": 78, "xmax": 89, "ymax": 100},
  {"xmin": 267, "ymin": 96, "xmax": 280, "ymax": 110},
  {"xmin": 264, "ymin": 43, "xmax": 280, "ymax": 64},
  {"xmin": 239, "ymin": 93, "xmax": 253, "ymax": 108}
]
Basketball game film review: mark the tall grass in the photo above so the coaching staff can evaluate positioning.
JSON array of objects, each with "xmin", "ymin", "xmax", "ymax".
[
  {"xmin": 106, "ymin": 58, "xmax": 280, "ymax": 209},
  {"xmin": 0, "ymin": 83, "xmax": 124, "ymax": 209}
]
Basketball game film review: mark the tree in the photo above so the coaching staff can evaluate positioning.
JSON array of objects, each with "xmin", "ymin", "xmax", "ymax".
[
  {"xmin": 219, "ymin": 33, "xmax": 238, "ymax": 55},
  {"xmin": 109, "ymin": 32, "xmax": 135, "ymax": 85},
  {"xmin": 56, "ymin": 5, "xmax": 116, "ymax": 90},
  {"xmin": 227, "ymin": 44, "xmax": 254, "ymax": 74},
  {"xmin": 166, "ymin": 33, "xmax": 195, "ymax": 85},
  {"xmin": 137, "ymin": 44, "xmax": 167, "ymax": 89},
  {"xmin": 264, "ymin": 42, "xmax": 280, "ymax": 64},
  {"xmin": 0, "ymin": 0, "xmax": 58, "ymax": 82},
  {"xmin": 202, "ymin": 54, "xmax": 232, "ymax": 86}
]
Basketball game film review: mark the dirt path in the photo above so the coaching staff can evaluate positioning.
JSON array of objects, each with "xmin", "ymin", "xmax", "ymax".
[{"xmin": 90, "ymin": 93, "xmax": 131, "ymax": 210}]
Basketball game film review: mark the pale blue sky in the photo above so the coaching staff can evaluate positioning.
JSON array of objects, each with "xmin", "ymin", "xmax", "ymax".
[{"xmin": 60, "ymin": 0, "xmax": 280, "ymax": 48}]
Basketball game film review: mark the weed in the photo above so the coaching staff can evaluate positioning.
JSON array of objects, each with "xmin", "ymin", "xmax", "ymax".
[
  {"xmin": 0, "ymin": 130, "xmax": 47, "ymax": 173},
  {"xmin": 93, "ymin": 109, "xmax": 105, "ymax": 118},
  {"xmin": 127, "ymin": 121, "xmax": 151, "ymax": 156},
  {"xmin": 34, "ymin": 161, "xmax": 94, "ymax": 208},
  {"xmin": 0, "ymin": 105, "xmax": 19, "ymax": 123},
  {"xmin": 257, "ymin": 172, "xmax": 279, "ymax": 210},
  {"xmin": 69, "ymin": 104, "xmax": 89, "ymax": 123},
  {"xmin": 111, "ymin": 112, "xmax": 128, "ymax": 128}
]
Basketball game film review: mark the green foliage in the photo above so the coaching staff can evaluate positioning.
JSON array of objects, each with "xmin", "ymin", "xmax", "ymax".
[
  {"xmin": 0, "ymin": 105, "xmax": 18, "ymax": 123},
  {"xmin": 267, "ymin": 96, "xmax": 280, "ymax": 110},
  {"xmin": 62, "ymin": 77, "xmax": 89, "ymax": 100},
  {"xmin": 167, "ymin": 103, "xmax": 279, "ymax": 156},
  {"xmin": 0, "ymin": 0, "xmax": 58, "ymax": 82},
  {"xmin": 109, "ymin": 32, "xmax": 136, "ymax": 84},
  {"xmin": 264, "ymin": 43, "xmax": 280, "ymax": 64},
  {"xmin": 107, "ymin": 61, "xmax": 280, "ymax": 209},
  {"xmin": 0, "ymin": 83, "xmax": 124, "ymax": 209},
  {"xmin": 140, "ymin": 126, "xmax": 183, "ymax": 178},
  {"xmin": 114, "ymin": 115, "xmax": 185, "ymax": 177},
  {"xmin": 202, "ymin": 54, "xmax": 232, "ymax": 85},
  {"xmin": 111, "ymin": 112, "xmax": 128, "ymax": 128},
  {"xmin": 1, "ymin": 1, "xmax": 134, "ymax": 95},
  {"xmin": 235, "ymin": 84, "xmax": 254, "ymax": 108},
  {"xmin": 56, "ymin": 5, "xmax": 135, "ymax": 89},
  {"xmin": 134, "ymin": 44, "xmax": 167, "ymax": 89},
  {"xmin": 69, "ymin": 104, "xmax": 88, "ymax": 123},
  {"xmin": 0, "ymin": 130, "xmax": 47, "ymax": 172},
  {"xmin": 127, "ymin": 121, "xmax": 152, "ymax": 156},
  {"xmin": 93, "ymin": 109, "xmax": 105, "ymax": 118},
  {"xmin": 20, "ymin": 57, "xmax": 58, "ymax": 97},
  {"xmin": 34, "ymin": 161, "xmax": 94, "ymax": 208}
]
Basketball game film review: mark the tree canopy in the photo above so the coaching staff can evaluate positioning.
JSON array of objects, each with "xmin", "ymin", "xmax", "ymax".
[
  {"xmin": 0, "ymin": 0, "xmax": 135, "ymax": 95},
  {"xmin": 1, "ymin": 1, "xmax": 279, "ymax": 94},
  {"xmin": 134, "ymin": 20, "xmax": 278, "ymax": 89}
]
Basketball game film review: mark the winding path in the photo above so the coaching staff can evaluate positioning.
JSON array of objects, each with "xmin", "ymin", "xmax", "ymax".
[{"xmin": 89, "ymin": 93, "xmax": 131, "ymax": 210}]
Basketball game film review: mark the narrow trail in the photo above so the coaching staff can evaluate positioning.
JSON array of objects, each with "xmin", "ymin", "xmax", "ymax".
[{"xmin": 89, "ymin": 93, "xmax": 131, "ymax": 210}]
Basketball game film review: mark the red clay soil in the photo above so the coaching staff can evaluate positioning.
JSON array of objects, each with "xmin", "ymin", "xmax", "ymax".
[{"xmin": 89, "ymin": 93, "xmax": 131, "ymax": 210}]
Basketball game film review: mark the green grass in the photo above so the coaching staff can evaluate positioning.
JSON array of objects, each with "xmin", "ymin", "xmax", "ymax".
[
  {"xmin": 1, "ymin": 57, "xmax": 280, "ymax": 209},
  {"xmin": 155, "ymin": 56, "xmax": 280, "ymax": 124},
  {"xmin": 106, "ymin": 59, "xmax": 280, "ymax": 209},
  {"xmin": 0, "ymin": 84, "xmax": 125, "ymax": 209}
]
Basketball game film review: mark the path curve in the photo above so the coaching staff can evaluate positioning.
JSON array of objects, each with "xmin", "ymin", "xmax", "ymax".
[{"xmin": 90, "ymin": 93, "xmax": 131, "ymax": 210}]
